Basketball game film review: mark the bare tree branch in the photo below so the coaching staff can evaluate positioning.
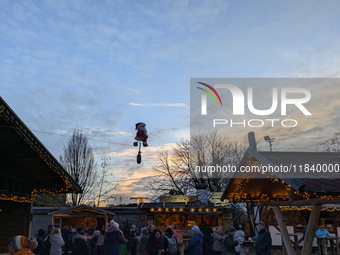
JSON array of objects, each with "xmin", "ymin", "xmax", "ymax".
[
  {"xmin": 59, "ymin": 129, "xmax": 97, "ymax": 206},
  {"xmin": 146, "ymin": 130, "xmax": 247, "ymax": 199}
]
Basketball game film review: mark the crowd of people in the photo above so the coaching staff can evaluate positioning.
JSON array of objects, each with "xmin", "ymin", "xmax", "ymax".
[
  {"xmin": 187, "ymin": 221, "xmax": 272, "ymax": 255},
  {"xmin": 8, "ymin": 221, "xmax": 273, "ymax": 255}
]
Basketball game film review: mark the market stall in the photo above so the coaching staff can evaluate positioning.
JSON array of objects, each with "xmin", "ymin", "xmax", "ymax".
[
  {"xmin": 140, "ymin": 195, "xmax": 235, "ymax": 235},
  {"xmin": 48, "ymin": 204, "xmax": 115, "ymax": 234},
  {"xmin": 221, "ymin": 132, "xmax": 340, "ymax": 255}
]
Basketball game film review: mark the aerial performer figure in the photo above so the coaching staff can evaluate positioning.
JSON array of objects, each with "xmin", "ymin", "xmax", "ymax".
[
  {"xmin": 133, "ymin": 122, "xmax": 148, "ymax": 164},
  {"xmin": 134, "ymin": 122, "xmax": 148, "ymax": 147}
]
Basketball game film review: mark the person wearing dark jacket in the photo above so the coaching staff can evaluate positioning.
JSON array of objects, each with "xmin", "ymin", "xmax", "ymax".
[
  {"xmin": 187, "ymin": 226, "xmax": 204, "ymax": 255},
  {"xmin": 224, "ymin": 227, "xmax": 239, "ymax": 255},
  {"xmin": 104, "ymin": 226, "xmax": 125, "ymax": 255},
  {"xmin": 71, "ymin": 231, "xmax": 88, "ymax": 255},
  {"xmin": 129, "ymin": 225, "xmax": 139, "ymax": 255},
  {"xmin": 68, "ymin": 228, "xmax": 77, "ymax": 253},
  {"xmin": 146, "ymin": 229, "xmax": 165, "ymax": 255},
  {"xmin": 163, "ymin": 228, "xmax": 180, "ymax": 255},
  {"xmin": 33, "ymin": 229, "xmax": 45, "ymax": 255},
  {"xmin": 139, "ymin": 228, "xmax": 149, "ymax": 255},
  {"xmin": 200, "ymin": 222, "xmax": 213, "ymax": 254},
  {"xmin": 89, "ymin": 230, "xmax": 103, "ymax": 255},
  {"xmin": 255, "ymin": 221, "xmax": 272, "ymax": 255},
  {"xmin": 212, "ymin": 227, "xmax": 224, "ymax": 255},
  {"xmin": 61, "ymin": 226, "xmax": 70, "ymax": 255},
  {"xmin": 73, "ymin": 231, "xmax": 89, "ymax": 255},
  {"xmin": 43, "ymin": 225, "xmax": 55, "ymax": 240}
]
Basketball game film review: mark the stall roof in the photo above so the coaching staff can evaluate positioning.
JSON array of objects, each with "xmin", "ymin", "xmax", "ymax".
[
  {"xmin": 259, "ymin": 151, "xmax": 340, "ymax": 194},
  {"xmin": 139, "ymin": 201, "xmax": 232, "ymax": 209},
  {"xmin": 48, "ymin": 204, "xmax": 115, "ymax": 216},
  {"xmin": 0, "ymin": 97, "xmax": 81, "ymax": 195},
  {"xmin": 221, "ymin": 133, "xmax": 340, "ymax": 204},
  {"xmin": 153, "ymin": 211, "xmax": 222, "ymax": 215}
]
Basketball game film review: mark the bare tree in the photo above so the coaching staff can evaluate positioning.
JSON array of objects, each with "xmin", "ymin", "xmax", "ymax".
[
  {"xmin": 94, "ymin": 157, "xmax": 119, "ymax": 207},
  {"xmin": 59, "ymin": 129, "xmax": 97, "ymax": 206},
  {"xmin": 317, "ymin": 132, "xmax": 340, "ymax": 152},
  {"xmin": 146, "ymin": 130, "xmax": 247, "ymax": 199}
]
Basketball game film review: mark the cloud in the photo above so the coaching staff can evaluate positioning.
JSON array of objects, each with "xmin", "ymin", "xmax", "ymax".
[{"xmin": 129, "ymin": 102, "xmax": 189, "ymax": 108}]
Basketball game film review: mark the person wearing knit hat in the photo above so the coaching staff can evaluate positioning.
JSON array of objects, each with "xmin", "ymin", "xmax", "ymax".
[
  {"xmin": 187, "ymin": 226, "xmax": 204, "ymax": 255},
  {"xmin": 191, "ymin": 226, "xmax": 200, "ymax": 233},
  {"xmin": 213, "ymin": 226, "xmax": 224, "ymax": 255},
  {"xmin": 9, "ymin": 236, "xmax": 38, "ymax": 255},
  {"xmin": 256, "ymin": 221, "xmax": 272, "ymax": 255},
  {"xmin": 258, "ymin": 221, "xmax": 265, "ymax": 227},
  {"xmin": 89, "ymin": 231, "xmax": 103, "ymax": 255},
  {"xmin": 139, "ymin": 228, "xmax": 149, "ymax": 255},
  {"xmin": 104, "ymin": 221, "xmax": 126, "ymax": 255}
]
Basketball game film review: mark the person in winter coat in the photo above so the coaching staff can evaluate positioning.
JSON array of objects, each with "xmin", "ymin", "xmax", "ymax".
[
  {"xmin": 224, "ymin": 227, "xmax": 239, "ymax": 255},
  {"xmin": 146, "ymin": 229, "xmax": 165, "ymax": 255},
  {"xmin": 187, "ymin": 226, "xmax": 204, "ymax": 255},
  {"xmin": 163, "ymin": 227, "xmax": 180, "ymax": 255},
  {"xmin": 148, "ymin": 225, "xmax": 155, "ymax": 235},
  {"xmin": 104, "ymin": 224, "xmax": 125, "ymax": 255},
  {"xmin": 200, "ymin": 222, "xmax": 213, "ymax": 254},
  {"xmin": 61, "ymin": 226, "xmax": 70, "ymax": 255},
  {"xmin": 33, "ymin": 229, "xmax": 45, "ymax": 255},
  {"xmin": 9, "ymin": 235, "xmax": 38, "ymax": 255},
  {"xmin": 139, "ymin": 228, "xmax": 149, "ymax": 255},
  {"xmin": 255, "ymin": 221, "xmax": 272, "ymax": 255},
  {"xmin": 212, "ymin": 227, "xmax": 224, "ymax": 255},
  {"xmin": 43, "ymin": 225, "xmax": 55, "ymax": 240},
  {"xmin": 129, "ymin": 225, "xmax": 139, "ymax": 255},
  {"xmin": 68, "ymin": 228, "xmax": 77, "ymax": 252},
  {"xmin": 73, "ymin": 230, "xmax": 90, "ymax": 255},
  {"xmin": 49, "ymin": 228, "xmax": 65, "ymax": 255},
  {"xmin": 89, "ymin": 231, "xmax": 102, "ymax": 255},
  {"xmin": 234, "ymin": 225, "xmax": 245, "ymax": 255}
]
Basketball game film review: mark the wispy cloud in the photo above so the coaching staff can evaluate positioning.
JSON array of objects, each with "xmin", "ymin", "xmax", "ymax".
[{"xmin": 130, "ymin": 102, "xmax": 189, "ymax": 108}]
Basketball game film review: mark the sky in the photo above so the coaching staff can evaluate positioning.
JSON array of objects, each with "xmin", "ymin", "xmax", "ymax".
[{"xmin": 1, "ymin": 0, "xmax": 340, "ymax": 204}]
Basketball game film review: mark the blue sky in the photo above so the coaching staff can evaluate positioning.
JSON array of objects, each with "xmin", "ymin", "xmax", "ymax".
[{"xmin": 1, "ymin": 0, "xmax": 340, "ymax": 203}]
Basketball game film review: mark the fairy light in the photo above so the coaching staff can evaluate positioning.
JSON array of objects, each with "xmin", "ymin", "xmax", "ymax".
[{"xmin": 0, "ymin": 104, "xmax": 81, "ymax": 203}]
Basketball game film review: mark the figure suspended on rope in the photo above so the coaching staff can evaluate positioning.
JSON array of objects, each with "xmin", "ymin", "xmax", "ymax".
[
  {"xmin": 134, "ymin": 122, "xmax": 148, "ymax": 147},
  {"xmin": 133, "ymin": 122, "xmax": 148, "ymax": 164}
]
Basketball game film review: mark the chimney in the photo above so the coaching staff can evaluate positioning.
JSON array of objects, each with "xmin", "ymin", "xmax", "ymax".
[{"xmin": 248, "ymin": 132, "xmax": 257, "ymax": 151}]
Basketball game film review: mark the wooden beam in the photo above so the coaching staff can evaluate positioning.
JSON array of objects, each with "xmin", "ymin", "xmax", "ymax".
[
  {"xmin": 301, "ymin": 204, "xmax": 322, "ymax": 255},
  {"xmin": 273, "ymin": 206, "xmax": 296, "ymax": 255},
  {"xmin": 288, "ymin": 189, "xmax": 295, "ymax": 202},
  {"xmin": 259, "ymin": 197, "xmax": 340, "ymax": 206}
]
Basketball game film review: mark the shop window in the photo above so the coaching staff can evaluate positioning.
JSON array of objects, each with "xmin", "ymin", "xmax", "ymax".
[{"xmin": 54, "ymin": 217, "xmax": 61, "ymax": 230}]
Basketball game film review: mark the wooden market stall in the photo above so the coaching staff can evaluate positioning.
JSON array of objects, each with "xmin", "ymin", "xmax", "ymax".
[
  {"xmin": 48, "ymin": 204, "xmax": 115, "ymax": 234},
  {"xmin": 221, "ymin": 132, "xmax": 340, "ymax": 255},
  {"xmin": 139, "ymin": 195, "xmax": 235, "ymax": 236},
  {"xmin": 0, "ymin": 97, "xmax": 81, "ymax": 252}
]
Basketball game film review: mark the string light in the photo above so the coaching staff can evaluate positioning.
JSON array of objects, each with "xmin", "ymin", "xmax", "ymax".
[{"xmin": 0, "ymin": 105, "xmax": 81, "ymax": 203}]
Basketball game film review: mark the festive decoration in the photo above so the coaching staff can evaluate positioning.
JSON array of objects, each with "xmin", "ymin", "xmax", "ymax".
[{"xmin": 0, "ymin": 102, "xmax": 81, "ymax": 203}]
